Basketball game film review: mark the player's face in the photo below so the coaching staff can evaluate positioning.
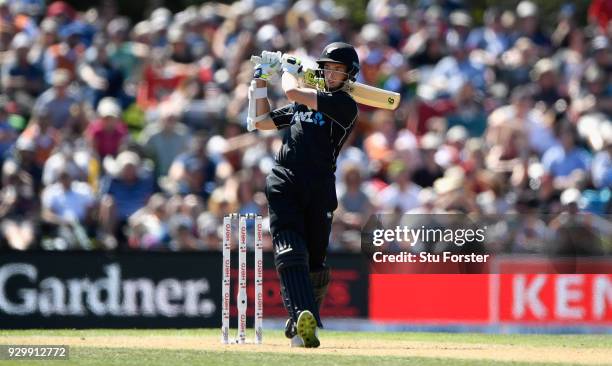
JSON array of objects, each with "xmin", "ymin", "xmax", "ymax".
[{"xmin": 323, "ymin": 62, "xmax": 348, "ymax": 90}]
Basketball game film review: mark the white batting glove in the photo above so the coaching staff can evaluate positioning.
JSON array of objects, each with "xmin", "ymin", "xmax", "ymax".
[
  {"xmin": 281, "ymin": 54, "xmax": 304, "ymax": 77},
  {"xmin": 251, "ymin": 51, "xmax": 282, "ymax": 83},
  {"xmin": 253, "ymin": 62, "xmax": 280, "ymax": 83},
  {"xmin": 261, "ymin": 50, "xmax": 282, "ymax": 65}
]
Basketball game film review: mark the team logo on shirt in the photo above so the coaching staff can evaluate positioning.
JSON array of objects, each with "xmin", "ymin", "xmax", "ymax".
[{"xmin": 292, "ymin": 111, "xmax": 325, "ymax": 126}]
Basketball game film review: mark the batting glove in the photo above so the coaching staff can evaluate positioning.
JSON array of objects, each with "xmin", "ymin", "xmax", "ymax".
[
  {"xmin": 261, "ymin": 50, "xmax": 282, "ymax": 65},
  {"xmin": 281, "ymin": 54, "xmax": 303, "ymax": 77},
  {"xmin": 253, "ymin": 62, "xmax": 280, "ymax": 83},
  {"xmin": 251, "ymin": 51, "xmax": 282, "ymax": 83}
]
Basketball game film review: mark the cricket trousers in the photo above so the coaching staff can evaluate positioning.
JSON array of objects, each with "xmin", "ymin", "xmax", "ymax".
[{"xmin": 265, "ymin": 165, "xmax": 337, "ymax": 271}]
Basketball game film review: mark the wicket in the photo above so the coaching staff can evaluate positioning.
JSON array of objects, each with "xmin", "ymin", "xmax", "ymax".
[{"xmin": 222, "ymin": 213, "xmax": 264, "ymax": 344}]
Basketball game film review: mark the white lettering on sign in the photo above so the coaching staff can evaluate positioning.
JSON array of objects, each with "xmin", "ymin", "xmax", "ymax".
[
  {"xmin": 512, "ymin": 274, "xmax": 547, "ymax": 319},
  {"xmin": 593, "ymin": 275, "xmax": 612, "ymax": 319},
  {"xmin": 0, "ymin": 263, "xmax": 215, "ymax": 317},
  {"xmin": 555, "ymin": 275, "xmax": 584, "ymax": 319}
]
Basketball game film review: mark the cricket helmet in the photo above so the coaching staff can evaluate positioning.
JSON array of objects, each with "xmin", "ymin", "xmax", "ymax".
[{"xmin": 316, "ymin": 42, "xmax": 360, "ymax": 81}]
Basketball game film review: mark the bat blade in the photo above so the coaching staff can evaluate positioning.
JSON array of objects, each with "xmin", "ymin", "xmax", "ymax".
[
  {"xmin": 302, "ymin": 69, "xmax": 400, "ymax": 110},
  {"xmin": 345, "ymin": 82, "xmax": 401, "ymax": 110}
]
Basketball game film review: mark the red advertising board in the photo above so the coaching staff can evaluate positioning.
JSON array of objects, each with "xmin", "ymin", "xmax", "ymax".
[
  {"xmin": 369, "ymin": 274, "xmax": 490, "ymax": 323},
  {"xmin": 369, "ymin": 258, "xmax": 612, "ymax": 326},
  {"xmin": 498, "ymin": 274, "xmax": 612, "ymax": 324}
]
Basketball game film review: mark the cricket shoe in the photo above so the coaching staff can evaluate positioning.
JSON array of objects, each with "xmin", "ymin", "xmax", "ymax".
[
  {"xmin": 290, "ymin": 335, "xmax": 305, "ymax": 347},
  {"xmin": 285, "ymin": 318, "xmax": 296, "ymax": 339},
  {"xmin": 286, "ymin": 318, "xmax": 306, "ymax": 347},
  {"xmin": 296, "ymin": 310, "xmax": 320, "ymax": 348}
]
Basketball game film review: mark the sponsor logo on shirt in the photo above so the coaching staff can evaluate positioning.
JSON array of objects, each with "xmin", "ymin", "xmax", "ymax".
[{"xmin": 292, "ymin": 111, "xmax": 325, "ymax": 126}]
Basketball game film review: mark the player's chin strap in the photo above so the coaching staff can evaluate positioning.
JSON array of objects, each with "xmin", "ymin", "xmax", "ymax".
[{"xmin": 247, "ymin": 80, "xmax": 270, "ymax": 131}]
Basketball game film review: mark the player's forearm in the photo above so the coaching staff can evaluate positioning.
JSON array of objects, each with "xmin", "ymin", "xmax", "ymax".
[
  {"xmin": 254, "ymin": 79, "xmax": 275, "ymax": 130},
  {"xmin": 255, "ymin": 79, "xmax": 271, "ymax": 115},
  {"xmin": 282, "ymin": 73, "xmax": 318, "ymax": 109},
  {"xmin": 255, "ymin": 118, "xmax": 276, "ymax": 130},
  {"xmin": 281, "ymin": 72, "xmax": 299, "ymax": 94}
]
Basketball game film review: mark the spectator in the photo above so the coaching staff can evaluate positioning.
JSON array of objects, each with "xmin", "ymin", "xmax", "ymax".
[
  {"xmin": 498, "ymin": 37, "xmax": 540, "ymax": 88},
  {"xmin": 433, "ymin": 166, "xmax": 476, "ymax": 212},
  {"xmin": 40, "ymin": 164, "xmax": 96, "ymax": 249},
  {"xmin": 168, "ymin": 27, "xmax": 196, "ymax": 65},
  {"xmin": 364, "ymin": 110, "xmax": 396, "ymax": 165},
  {"xmin": 28, "ymin": 18, "xmax": 59, "ymax": 68},
  {"xmin": 412, "ymin": 132, "xmax": 444, "ymax": 188},
  {"xmin": 446, "ymin": 82, "xmax": 487, "ymax": 137},
  {"xmin": 531, "ymin": 58, "xmax": 565, "ymax": 109},
  {"xmin": 592, "ymin": 132, "xmax": 612, "ymax": 189},
  {"xmin": 18, "ymin": 107, "xmax": 62, "ymax": 167},
  {"xmin": 2, "ymin": 32, "xmax": 44, "ymax": 97},
  {"xmin": 486, "ymin": 127, "xmax": 529, "ymax": 173},
  {"xmin": 140, "ymin": 102, "xmax": 190, "ymax": 177},
  {"xmin": 572, "ymin": 64, "xmax": 612, "ymax": 117},
  {"xmin": 487, "ymin": 85, "xmax": 557, "ymax": 156},
  {"xmin": 0, "ymin": 98, "xmax": 18, "ymax": 164},
  {"xmin": 0, "ymin": 160, "xmax": 38, "ymax": 250},
  {"xmin": 99, "ymin": 150, "xmax": 154, "ymax": 249},
  {"xmin": 6, "ymin": 138, "xmax": 43, "ymax": 192},
  {"xmin": 41, "ymin": 142, "xmax": 83, "ymax": 186},
  {"xmin": 79, "ymin": 38, "xmax": 127, "ymax": 108},
  {"xmin": 551, "ymin": 4, "xmax": 578, "ymax": 49},
  {"xmin": 375, "ymin": 160, "xmax": 421, "ymax": 213},
  {"xmin": 515, "ymin": 1, "xmax": 551, "ymax": 50},
  {"xmin": 403, "ymin": 18, "xmax": 445, "ymax": 69},
  {"xmin": 160, "ymin": 133, "xmax": 216, "ymax": 198},
  {"xmin": 553, "ymin": 28, "xmax": 587, "ymax": 92},
  {"xmin": 107, "ymin": 17, "xmax": 147, "ymax": 85},
  {"xmin": 127, "ymin": 193, "xmax": 170, "ymax": 250},
  {"xmin": 542, "ymin": 123, "xmax": 591, "ymax": 189},
  {"xmin": 42, "ymin": 15, "xmax": 86, "ymax": 82},
  {"xmin": 85, "ymin": 97, "xmax": 128, "ymax": 158},
  {"xmin": 548, "ymin": 188, "xmax": 608, "ymax": 256},
  {"xmin": 169, "ymin": 214, "xmax": 203, "ymax": 251},
  {"xmin": 510, "ymin": 192, "xmax": 552, "ymax": 253},
  {"xmin": 589, "ymin": 36, "xmax": 611, "ymax": 74},
  {"xmin": 136, "ymin": 48, "xmax": 183, "ymax": 108},
  {"xmin": 448, "ymin": 10, "xmax": 473, "ymax": 43},
  {"xmin": 429, "ymin": 31, "xmax": 487, "ymax": 95},
  {"xmin": 466, "ymin": 7, "xmax": 512, "ymax": 58},
  {"xmin": 337, "ymin": 162, "xmax": 374, "ymax": 231},
  {"xmin": 32, "ymin": 68, "xmax": 81, "ymax": 130}
]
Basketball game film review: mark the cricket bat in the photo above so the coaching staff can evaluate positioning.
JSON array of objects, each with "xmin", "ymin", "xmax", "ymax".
[
  {"xmin": 302, "ymin": 69, "xmax": 400, "ymax": 110},
  {"xmin": 249, "ymin": 55, "xmax": 400, "ymax": 110}
]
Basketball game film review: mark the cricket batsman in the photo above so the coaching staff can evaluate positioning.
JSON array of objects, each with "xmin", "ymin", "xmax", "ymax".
[{"xmin": 246, "ymin": 42, "xmax": 360, "ymax": 348}]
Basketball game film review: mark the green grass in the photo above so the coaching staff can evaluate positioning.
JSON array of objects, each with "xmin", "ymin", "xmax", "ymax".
[
  {"xmin": 0, "ymin": 329, "xmax": 610, "ymax": 366},
  {"xmin": 1, "ymin": 329, "xmax": 610, "ymax": 348},
  {"xmin": 324, "ymin": 330, "xmax": 612, "ymax": 348},
  {"xmin": 0, "ymin": 348, "xmax": 583, "ymax": 366}
]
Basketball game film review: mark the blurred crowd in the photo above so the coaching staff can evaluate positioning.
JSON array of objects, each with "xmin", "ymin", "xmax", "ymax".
[{"xmin": 0, "ymin": 0, "xmax": 609, "ymax": 253}]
